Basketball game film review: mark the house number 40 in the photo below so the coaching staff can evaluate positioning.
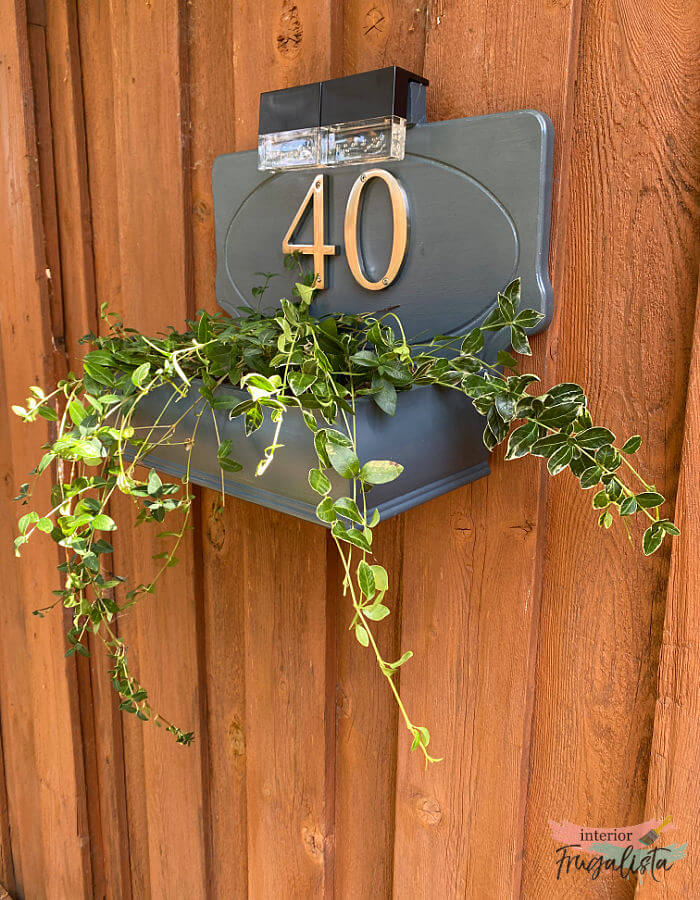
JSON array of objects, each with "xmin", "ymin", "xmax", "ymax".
[{"xmin": 282, "ymin": 170, "xmax": 409, "ymax": 291}]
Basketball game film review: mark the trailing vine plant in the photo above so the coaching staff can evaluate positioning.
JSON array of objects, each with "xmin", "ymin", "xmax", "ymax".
[{"xmin": 12, "ymin": 267, "xmax": 678, "ymax": 761}]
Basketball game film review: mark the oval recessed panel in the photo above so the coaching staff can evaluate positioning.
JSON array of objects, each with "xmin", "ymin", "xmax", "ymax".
[{"xmin": 223, "ymin": 154, "xmax": 519, "ymax": 341}]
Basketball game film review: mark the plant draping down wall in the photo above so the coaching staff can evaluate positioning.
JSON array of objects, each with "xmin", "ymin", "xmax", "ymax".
[{"xmin": 12, "ymin": 267, "xmax": 678, "ymax": 762}]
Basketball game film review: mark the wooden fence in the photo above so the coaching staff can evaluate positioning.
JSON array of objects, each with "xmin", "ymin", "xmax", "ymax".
[{"xmin": 0, "ymin": 0, "xmax": 698, "ymax": 897}]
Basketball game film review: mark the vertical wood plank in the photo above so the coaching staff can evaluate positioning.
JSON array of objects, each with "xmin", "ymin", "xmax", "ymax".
[
  {"xmin": 392, "ymin": 1, "xmax": 582, "ymax": 896},
  {"xmin": 74, "ymin": 4, "xmax": 136, "ymax": 897},
  {"xmin": 523, "ymin": 0, "xmax": 699, "ymax": 896},
  {"xmin": 227, "ymin": 2, "xmax": 337, "ymax": 895},
  {"xmin": 40, "ymin": 2, "xmax": 133, "ymax": 895},
  {"xmin": 0, "ymin": 343, "xmax": 17, "ymax": 900},
  {"xmin": 331, "ymin": 7, "xmax": 427, "ymax": 897},
  {"xmin": 80, "ymin": 0, "xmax": 210, "ymax": 895},
  {"xmin": 0, "ymin": 0, "xmax": 92, "ymax": 895},
  {"xmin": 186, "ymin": 2, "xmax": 249, "ymax": 896},
  {"xmin": 638, "ymin": 288, "xmax": 700, "ymax": 898}
]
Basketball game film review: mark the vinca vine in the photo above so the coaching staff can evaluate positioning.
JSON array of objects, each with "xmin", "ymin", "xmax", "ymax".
[{"xmin": 12, "ymin": 268, "xmax": 678, "ymax": 761}]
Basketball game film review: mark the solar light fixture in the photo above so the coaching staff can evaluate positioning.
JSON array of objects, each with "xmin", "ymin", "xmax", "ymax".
[{"xmin": 257, "ymin": 67, "xmax": 428, "ymax": 171}]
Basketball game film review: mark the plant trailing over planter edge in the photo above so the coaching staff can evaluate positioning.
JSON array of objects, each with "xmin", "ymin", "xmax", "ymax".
[{"xmin": 12, "ymin": 267, "xmax": 678, "ymax": 762}]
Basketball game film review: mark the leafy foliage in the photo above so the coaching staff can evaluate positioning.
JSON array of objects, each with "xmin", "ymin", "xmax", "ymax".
[{"xmin": 12, "ymin": 270, "xmax": 676, "ymax": 763}]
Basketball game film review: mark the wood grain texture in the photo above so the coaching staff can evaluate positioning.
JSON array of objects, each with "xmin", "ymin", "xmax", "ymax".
[
  {"xmin": 523, "ymin": 0, "xmax": 699, "ymax": 896},
  {"xmin": 637, "ymin": 286, "xmax": 700, "ymax": 900},
  {"xmin": 331, "ymin": 7, "xmax": 427, "ymax": 896},
  {"xmin": 0, "ymin": 1, "xmax": 92, "ymax": 896},
  {"xmin": 40, "ymin": 3, "xmax": 132, "ymax": 896},
  {"xmin": 228, "ymin": 4, "xmax": 337, "ymax": 895},
  {"xmin": 392, "ymin": 2, "xmax": 582, "ymax": 896},
  {"xmin": 0, "ymin": 341, "xmax": 16, "ymax": 900},
  {"xmin": 186, "ymin": 2, "xmax": 248, "ymax": 895},
  {"xmin": 0, "ymin": 0, "xmax": 697, "ymax": 897},
  {"xmin": 82, "ymin": 1, "xmax": 209, "ymax": 895}
]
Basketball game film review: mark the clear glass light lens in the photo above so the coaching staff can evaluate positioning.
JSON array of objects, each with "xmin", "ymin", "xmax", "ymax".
[
  {"xmin": 257, "ymin": 127, "xmax": 321, "ymax": 171},
  {"xmin": 257, "ymin": 117, "xmax": 407, "ymax": 171},
  {"xmin": 323, "ymin": 116, "xmax": 406, "ymax": 167}
]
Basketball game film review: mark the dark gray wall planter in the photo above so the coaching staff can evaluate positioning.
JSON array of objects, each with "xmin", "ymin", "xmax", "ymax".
[
  {"xmin": 133, "ymin": 109, "xmax": 553, "ymax": 523},
  {"xmin": 134, "ymin": 382, "xmax": 489, "ymax": 523}
]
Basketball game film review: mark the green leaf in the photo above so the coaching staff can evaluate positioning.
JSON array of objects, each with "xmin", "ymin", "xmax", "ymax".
[
  {"xmin": 659, "ymin": 519, "xmax": 680, "ymax": 536},
  {"xmin": 327, "ymin": 442, "xmax": 360, "ymax": 479},
  {"xmin": 147, "ymin": 469, "xmax": 163, "ymax": 496},
  {"xmin": 131, "ymin": 362, "xmax": 150, "ymax": 388},
  {"xmin": 592, "ymin": 490, "xmax": 609, "ymax": 509},
  {"xmin": 619, "ymin": 497, "xmax": 638, "ymax": 516},
  {"xmin": 92, "ymin": 514, "xmax": 116, "ymax": 531},
  {"xmin": 596, "ymin": 445, "xmax": 621, "ymax": 470},
  {"xmin": 497, "ymin": 289, "xmax": 516, "ymax": 320},
  {"xmin": 386, "ymin": 650, "xmax": 412, "ymax": 671},
  {"xmin": 530, "ymin": 433, "xmax": 568, "ymax": 458},
  {"xmin": 372, "ymin": 377, "xmax": 397, "ymax": 416},
  {"xmin": 510, "ymin": 325, "xmax": 531, "ymax": 356},
  {"xmin": 579, "ymin": 466, "xmax": 602, "ymax": 489},
  {"xmin": 621, "ymin": 435, "xmax": 642, "ymax": 454},
  {"xmin": 332, "ymin": 521, "xmax": 371, "ymax": 552},
  {"xmin": 370, "ymin": 564, "xmax": 388, "ymax": 592},
  {"xmin": 334, "ymin": 496, "xmax": 363, "ymax": 524},
  {"xmin": 360, "ymin": 460, "xmax": 403, "ymax": 485},
  {"xmin": 219, "ymin": 457, "xmax": 243, "ymax": 473},
  {"xmin": 245, "ymin": 406, "xmax": 263, "ymax": 436},
  {"xmin": 37, "ymin": 405, "xmax": 58, "ymax": 421},
  {"xmin": 364, "ymin": 603, "xmax": 390, "ymax": 621},
  {"xmin": 295, "ymin": 282, "xmax": 315, "ymax": 307},
  {"xmin": 316, "ymin": 497, "xmax": 336, "ymax": 523},
  {"xmin": 36, "ymin": 517, "xmax": 53, "ymax": 533},
  {"xmin": 217, "ymin": 439, "xmax": 233, "ymax": 460},
  {"xmin": 350, "ymin": 350, "xmax": 379, "ymax": 368},
  {"xmin": 494, "ymin": 393, "xmax": 516, "ymax": 421},
  {"xmin": 643, "ymin": 525, "xmax": 664, "ymax": 556},
  {"xmin": 461, "ymin": 328, "xmax": 484, "ymax": 355},
  {"xmin": 242, "ymin": 372, "xmax": 277, "ymax": 399},
  {"xmin": 314, "ymin": 431, "xmax": 330, "ymax": 468},
  {"xmin": 308, "ymin": 468, "xmax": 331, "ymax": 495},
  {"xmin": 355, "ymin": 624, "xmax": 370, "ymax": 647},
  {"xmin": 481, "ymin": 307, "xmax": 507, "ymax": 331},
  {"xmin": 537, "ymin": 402, "xmax": 580, "ymax": 429},
  {"xmin": 547, "ymin": 443, "xmax": 574, "ymax": 476},
  {"xmin": 18, "ymin": 512, "xmax": 39, "ymax": 534},
  {"xmin": 69, "ymin": 401, "xmax": 87, "ymax": 425},
  {"xmin": 505, "ymin": 421, "xmax": 539, "ymax": 460},
  {"xmin": 576, "ymin": 427, "xmax": 615, "ymax": 451},
  {"xmin": 357, "ymin": 559, "xmax": 375, "ymax": 598},
  {"xmin": 545, "ymin": 383, "xmax": 586, "ymax": 405},
  {"xmin": 288, "ymin": 371, "xmax": 316, "ymax": 396},
  {"xmin": 514, "ymin": 308, "xmax": 545, "ymax": 329},
  {"xmin": 635, "ymin": 492, "xmax": 664, "ymax": 509},
  {"xmin": 496, "ymin": 349, "xmax": 519, "ymax": 370}
]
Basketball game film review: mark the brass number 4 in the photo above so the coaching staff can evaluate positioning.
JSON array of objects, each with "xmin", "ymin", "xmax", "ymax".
[{"xmin": 281, "ymin": 174, "xmax": 337, "ymax": 289}]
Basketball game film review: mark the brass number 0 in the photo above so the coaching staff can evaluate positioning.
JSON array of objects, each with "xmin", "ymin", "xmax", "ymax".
[
  {"xmin": 344, "ymin": 169, "xmax": 409, "ymax": 291},
  {"xmin": 281, "ymin": 169, "xmax": 409, "ymax": 291}
]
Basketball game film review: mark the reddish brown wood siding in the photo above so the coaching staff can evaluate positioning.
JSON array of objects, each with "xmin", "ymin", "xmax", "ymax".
[{"xmin": 0, "ymin": 0, "xmax": 698, "ymax": 896}]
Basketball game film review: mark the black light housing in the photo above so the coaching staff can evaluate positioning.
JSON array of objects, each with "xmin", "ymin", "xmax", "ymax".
[{"xmin": 258, "ymin": 66, "xmax": 428, "ymax": 171}]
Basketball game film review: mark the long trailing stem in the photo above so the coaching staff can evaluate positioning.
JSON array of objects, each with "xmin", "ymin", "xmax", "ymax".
[{"xmin": 12, "ymin": 274, "xmax": 677, "ymax": 753}]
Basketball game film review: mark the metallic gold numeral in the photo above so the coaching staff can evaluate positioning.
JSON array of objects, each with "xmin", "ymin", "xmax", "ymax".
[
  {"xmin": 344, "ymin": 168, "xmax": 409, "ymax": 291},
  {"xmin": 281, "ymin": 174, "xmax": 337, "ymax": 289}
]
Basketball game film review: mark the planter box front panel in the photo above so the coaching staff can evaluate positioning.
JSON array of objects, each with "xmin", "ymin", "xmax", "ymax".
[{"xmin": 134, "ymin": 383, "xmax": 489, "ymax": 523}]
